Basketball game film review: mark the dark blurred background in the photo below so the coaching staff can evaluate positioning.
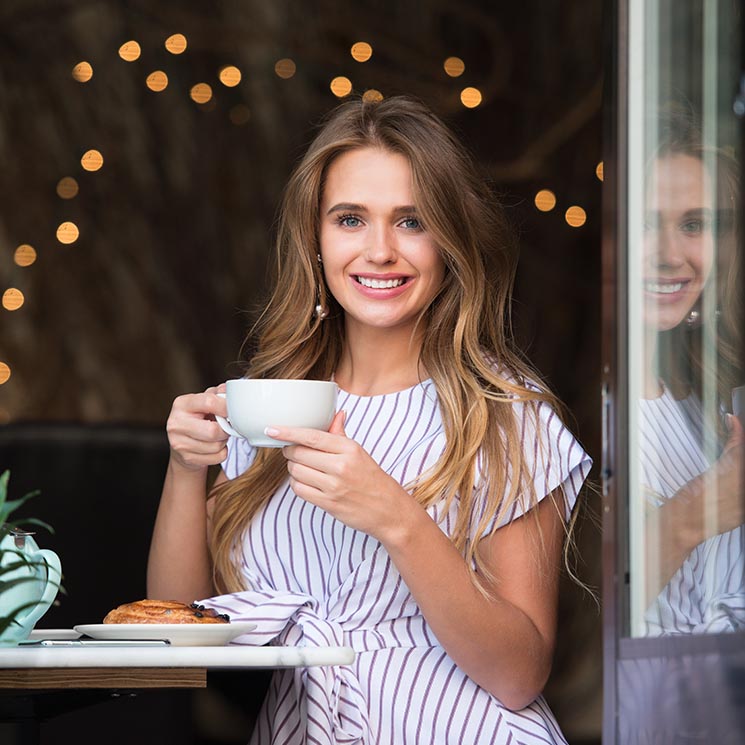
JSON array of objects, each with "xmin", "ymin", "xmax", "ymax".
[{"xmin": 0, "ymin": 1, "xmax": 603, "ymax": 743}]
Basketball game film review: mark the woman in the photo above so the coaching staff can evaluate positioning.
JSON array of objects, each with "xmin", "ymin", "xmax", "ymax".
[
  {"xmin": 148, "ymin": 96, "xmax": 591, "ymax": 744},
  {"xmin": 639, "ymin": 109, "xmax": 744, "ymax": 634}
]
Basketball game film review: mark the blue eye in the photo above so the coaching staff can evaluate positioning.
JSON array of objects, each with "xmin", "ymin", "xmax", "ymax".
[
  {"xmin": 400, "ymin": 217, "xmax": 422, "ymax": 230},
  {"xmin": 338, "ymin": 214, "xmax": 362, "ymax": 228}
]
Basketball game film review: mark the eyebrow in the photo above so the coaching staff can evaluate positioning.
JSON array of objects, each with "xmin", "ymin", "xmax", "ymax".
[{"xmin": 325, "ymin": 202, "xmax": 418, "ymax": 216}]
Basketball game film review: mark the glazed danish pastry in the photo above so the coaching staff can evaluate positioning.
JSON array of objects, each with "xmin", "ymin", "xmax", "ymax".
[{"xmin": 103, "ymin": 599, "xmax": 230, "ymax": 624}]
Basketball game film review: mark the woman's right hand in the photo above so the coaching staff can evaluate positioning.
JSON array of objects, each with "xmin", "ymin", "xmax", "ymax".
[{"xmin": 166, "ymin": 384, "xmax": 230, "ymax": 472}]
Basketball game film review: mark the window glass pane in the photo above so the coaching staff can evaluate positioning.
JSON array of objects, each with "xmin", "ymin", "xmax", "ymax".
[{"xmin": 627, "ymin": 0, "xmax": 743, "ymax": 636}]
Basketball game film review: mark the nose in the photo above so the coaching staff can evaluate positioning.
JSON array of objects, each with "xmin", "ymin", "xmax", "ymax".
[
  {"xmin": 364, "ymin": 223, "xmax": 397, "ymax": 264},
  {"xmin": 646, "ymin": 223, "xmax": 684, "ymax": 269}
]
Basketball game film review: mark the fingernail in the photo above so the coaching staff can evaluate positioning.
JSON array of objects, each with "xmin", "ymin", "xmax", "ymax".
[{"xmin": 264, "ymin": 426, "xmax": 280, "ymax": 436}]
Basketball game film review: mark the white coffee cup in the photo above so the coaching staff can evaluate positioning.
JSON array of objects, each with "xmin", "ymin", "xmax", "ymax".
[{"xmin": 216, "ymin": 378, "xmax": 338, "ymax": 447}]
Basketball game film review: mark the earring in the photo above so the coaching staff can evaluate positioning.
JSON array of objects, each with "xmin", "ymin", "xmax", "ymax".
[
  {"xmin": 314, "ymin": 302, "xmax": 329, "ymax": 320},
  {"xmin": 317, "ymin": 253, "xmax": 323, "ymax": 264},
  {"xmin": 685, "ymin": 309, "xmax": 701, "ymax": 327}
]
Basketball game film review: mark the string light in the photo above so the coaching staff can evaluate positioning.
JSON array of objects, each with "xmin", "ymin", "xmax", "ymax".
[
  {"xmin": 274, "ymin": 59, "xmax": 296, "ymax": 79},
  {"xmin": 219, "ymin": 66, "xmax": 242, "ymax": 87},
  {"xmin": 0, "ymin": 363, "xmax": 10, "ymax": 385},
  {"xmin": 534, "ymin": 189, "xmax": 557, "ymax": 212},
  {"xmin": 56, "ymin": 221, "xmax": 80, "ymax": 244},
  {"xmin": 596, "ymin": 161, "xmax": 604, "ymax": 181},
  {"xmin": 146, "ymin": 71, "xmax": 169, "ymax": 92},
  {"xmin": 565, "ymin": 206, "xmax": 587, "ymax": 227},
  {"xmin": 2, "ymin": 289, "xmax": 24, "ymax": 311},
  {"xmin": 165, "ymin": 34, "xmax": 187, "ymax": 54},
  {"xmin": 14, "ymin": 245, "xmax": 36, "ymax": 267},
  {"xmin": 56, "ymin": 177, "xmax": 79, "ymax": 199},
  {"xmin": 351, "ymin": 42, "xmax": 373, "ymax": 62},
  {"xmin": 362, "ymin": 89, "xmax": 383, "ymax": 103},
  {"xmin": 460, "ymin": 87, "xmax": 482, "ymax": 109},
  {"xmin": 118, "ymin": 41, "xmax": 141, "ymax": 62},
  {"xmin": 330, "ymin": 77, "xmax": 353, "ymax": 98},
  {"xmin": 190, "ymin": 83, "xmax": 213, "ymax": 104},
  {"xmin": 81, "ymin": 150, "xmax": 104, "ymax": 172},
  {"xmin": 444, "ymin": 57, "xmax": 465, "ymax": 77},
  {"xmin": 72, "ymin": 62, "xmax": 93, "ymax": 82}
]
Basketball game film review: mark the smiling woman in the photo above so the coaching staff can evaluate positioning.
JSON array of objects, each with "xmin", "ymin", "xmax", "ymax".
[{"xmin": 147, "ymin": 95, "xmax": 592, "ymax": 745}]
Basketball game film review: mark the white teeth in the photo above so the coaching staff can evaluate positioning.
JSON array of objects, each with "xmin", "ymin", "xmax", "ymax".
[
  {"xmin": 356, "ymin": 276, "xmax": 405, "ymax": 289},
  {"xmin": 644, "ymin": 281, "xmax": 683, "ymax": 294}
]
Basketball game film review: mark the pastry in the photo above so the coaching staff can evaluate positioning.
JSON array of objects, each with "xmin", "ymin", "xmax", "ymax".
[{"xmin": 103, "ymin": 599, "xmax": 230, "ymax": 624}]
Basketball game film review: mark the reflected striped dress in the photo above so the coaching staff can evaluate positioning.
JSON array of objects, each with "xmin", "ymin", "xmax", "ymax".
[
  {"xmin": 640, "ymin": 388, "xmax": 745, "ymax": 635},
  {"xmin": 204, "ymin": 379, "xmax": 592, "ymax": 745}
]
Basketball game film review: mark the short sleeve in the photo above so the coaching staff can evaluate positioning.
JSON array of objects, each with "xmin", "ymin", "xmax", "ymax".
[
  {"xmin": 222, "ymin": 435, "xmax": 258, "ymax": 479},
  {"xmin": 478, "ymin": 399, "xmax": 593, "ymax": 534}
]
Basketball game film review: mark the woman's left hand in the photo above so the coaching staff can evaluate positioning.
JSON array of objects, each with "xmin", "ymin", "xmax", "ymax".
[{"xmin": 269, "ymin": 412, "xmax": 415, "ymax": 542}]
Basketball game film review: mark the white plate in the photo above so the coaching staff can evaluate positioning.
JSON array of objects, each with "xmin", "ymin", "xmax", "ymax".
[
  {"xmin": 28, "ymin": 628, "xmax": 82, "ymax": 641},
  {"xmin": 73, "ymin": 622, "xmax": 257, "ymax": 647}
]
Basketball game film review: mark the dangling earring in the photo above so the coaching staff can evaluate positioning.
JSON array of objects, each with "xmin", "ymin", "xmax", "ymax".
[
  {"xmin": 685, "ymin": 309, "xmax": 701, "ymax": 328},
  {"xmin": 314, "ymin": 295, "xmax": 329, "ymax": 320}
]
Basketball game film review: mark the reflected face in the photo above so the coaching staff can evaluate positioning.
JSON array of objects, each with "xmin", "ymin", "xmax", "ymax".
[
  {"xmin": 318, "ymin": 147, "xmax": 446, "ymax": 338},
  {"xmin": 643, "ymin": 154, "xmax": 715, "ymax": 332}
]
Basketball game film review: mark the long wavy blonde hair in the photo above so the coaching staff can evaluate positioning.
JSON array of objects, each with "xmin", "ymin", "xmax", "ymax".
[{"xmin": 210, "ymin": 95, "xmax": 571, "ymax": 595}]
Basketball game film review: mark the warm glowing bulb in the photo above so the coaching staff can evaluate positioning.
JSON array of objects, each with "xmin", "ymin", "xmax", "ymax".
[
  {"xmin": 596, "ymin": 161, "xmax": 604, "ymax": 181},
  {"xmin": 351, "ymin": 42, "xmax": 373, "ymax": 62},
  {"xmin": 72, "ymin": 61, "xmax": 93, "ymax": 82},
  {"xmin": 118, "ymin": 41, "xmax": 141, "ymax": 62},
  {"xmin": 460, "ymin": 87, "xmax": 482, "ymax": 108},
  {"xmin": 81, "ymin": 150, "xmax": 104, "ymax": 172},
  {"xmin": 56, "ymin": 177, "xmax": 79, "ymax": 199},
  {"xmin": 146, "ymin": 71, "xmax": 169, "ymax": 92},
  {"xmin": 2, "ymin": 289, "xmax": 24, "ymax": 311},
  {"xmin": 274, "ymin": 58, "xmax": 296, "ymax": 79},
  {"xmin": 362, "ymin": 89, "xmax": 383, "ymax": 103},
  {"xmin": 534, "ymin": 189, "xmax": 557, "ymax": 212},
  {"xmin": 57, "ymin": 222, "xmax": 80, "ymax": 244},
  {"xmin": 190, "ymin": 83, "xmax": 213, "ymax": 104},
  {"xmin": 14, "ymin": 245, "xmax": 36, "ymax": 267},
  {"xmin": 565, "ymin": 206, "xmax": 587, "ymax": 227},
  {"xmin": 0, "ymin": 362, "xmax": 10, "ymax": 385},
  {"xmin": 219, "ymin": 66, "xmax": 242, "ymax": 87},
  {"xmin": 444, "ymin": 57, "xmax": 465, "ymax": 77},
  {"xmin": 330, "ymin": 76, "xmax": 353, "ymax": 98},
  {"xmin": 165, "ymin": 34, "xmax": 187, "ymax": 54}
]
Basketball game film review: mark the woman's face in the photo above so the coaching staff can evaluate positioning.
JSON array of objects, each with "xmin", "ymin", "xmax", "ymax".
[
  {"xmin": 643, "ymin": 153, "xmax": 716, "ymax": 332},
  {"xmin": 318, "ymin": 146, "xmax": 446, "ymax": 339}
]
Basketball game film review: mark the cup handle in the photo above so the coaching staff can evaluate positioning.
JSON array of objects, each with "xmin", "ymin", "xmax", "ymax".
[
  {"xmin": 215, "ymin": 392, "xmax": 242, "ymax": 438},
  {"xmin": 17, "ymin": 549, "xmax": 62, "ymax": 632}
]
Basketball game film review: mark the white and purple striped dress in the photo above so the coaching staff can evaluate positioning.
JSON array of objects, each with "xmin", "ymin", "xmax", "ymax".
[
  {"xmin": 640, "ymin": 387, "xmax": 745, "ymax": 635},
  {"xmin": 204, "ymin": 379, "xmax": 592, "ymax": 744}
]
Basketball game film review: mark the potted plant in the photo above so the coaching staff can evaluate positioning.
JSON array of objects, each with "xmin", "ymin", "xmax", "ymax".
[{"xmin": 0, "ymin": 470, "xmax": 62, "ymax": 645}]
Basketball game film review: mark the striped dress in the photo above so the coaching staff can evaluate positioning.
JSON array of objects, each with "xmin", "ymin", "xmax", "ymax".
[
  {"xmin": 640, "ymin": 387, "xmax": 745, "ymax": 635},
  {"xmin": 204, "ymin": 379, "xmax": 592, "ymax": 744}
]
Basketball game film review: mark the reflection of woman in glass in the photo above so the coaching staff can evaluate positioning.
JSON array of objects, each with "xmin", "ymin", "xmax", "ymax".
[{"xmin": 641, "ymin": 109, "xmax": 744, "ymax": 634}]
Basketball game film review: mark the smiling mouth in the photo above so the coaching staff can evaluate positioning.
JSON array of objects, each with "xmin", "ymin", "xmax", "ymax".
[
  {"xmin": 644, "ymin": 280, "xmax": 685, "ymax": 294},
  {"xmin": 354, "ymin": 276, "xmax": 408, "ymax": 289}
]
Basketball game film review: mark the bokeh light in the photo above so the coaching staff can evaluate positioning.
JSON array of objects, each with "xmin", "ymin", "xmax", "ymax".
[
  {"xmin": 56, "ymin": 177, "xmax": 79, "ymax": 199},
  {"xmin": 0, "ymin": 363, "xmax": 10, "ymax": 385},
  {"xmin": 330, "ymin": 76, "xmax": 353, "ymax": 98},
  {"xmin": 57, "ymin": 221, "xmax": 80, "ymax": 244},
  {"xmin": 565, "ymin": 206, "xmax": 587, "ymax": 227},
  {"xmin": 460, "ymin": 87, "xmax": 482, "ymax": 108},
  {"xmin": 444, "ymin": 57, "xmax": 465, "ymax": 77},
  {"xmin": 2, "ymin": 289, "xmax": 24, "ymax": 311},
  {"xmin": 351, "ymin": 42, "xmax": 373, "ymax": 62},
  {"xmin": 274, "ymin": 58, "xmax": 296, "ymax": 79},
  {"xmin": 534, "ymin": 189, "xmax": 557, "ymax": 212},
  {"xmin": 118, "ymin": 41, "xmax": 141, "ymax": 62},
  {"xmin": 14, "ymin": 245, "xmax": 36, "ymax": 267},
  {"xmin": 362, "ymin": 89, "xmax": 383, "ymax": 103},
  {"xmin": 165, "ymin": 34, "xmax": 187, "ymax": 54},
  {"xmin": 596, "ymin": 161, "xmax": 604, "ymax": 181},
  {"xmin": 229, "ymin": 104, "xmax": 251, "ymax": 125},
  {"xmin": 146, "ymin": 71, "xmax": 169, "ymax": 92},
  {"xmin": 190, "ymin": 83, "xmax": 213, "ymax": 104},
  {"xmin": 72, "ymin": 62, "xmax": 93, "ymax": 82},
  {"xmin": 219, "ymin": 66, "xmax": 242, "ymax": 87},
  {"xmin": 81, "ymin": 150, "xmax": 104, "ymax": 172}
]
